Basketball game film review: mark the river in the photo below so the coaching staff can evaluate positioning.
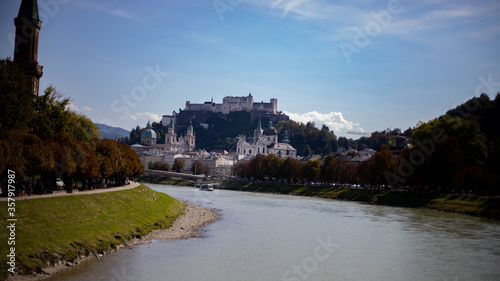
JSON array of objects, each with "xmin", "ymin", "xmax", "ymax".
[{"xmin": 46, "ymin": 184, "xmax": 500, "ymax": 281}]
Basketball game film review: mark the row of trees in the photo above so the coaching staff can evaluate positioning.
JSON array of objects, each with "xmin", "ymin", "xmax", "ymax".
[
  {"xmin": 149, "ymin": 159, "xmax": 186, "ymax": 173},
  {"xmin": 0, "ymin": 130, "xmax": 143, "ymax": 190},
  {"xmin": 0, "ymin": 58, "xmax": 144, "ymax": 192},
  {"xmin": 232, "ymin": 146, "xmax": 396, "ymax": 186},
  {"xmin": 149, "ymin": 159, "xmax": 211, "ymax": 176},
  {"xmin": 235, "ymin": 108, "xmax": 499, "ymax": 196}
]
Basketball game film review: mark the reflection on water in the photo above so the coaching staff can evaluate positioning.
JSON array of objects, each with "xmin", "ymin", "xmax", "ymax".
[{"xmin": 46, "ymin": 184, "xmax": 500, "ymax": 281}]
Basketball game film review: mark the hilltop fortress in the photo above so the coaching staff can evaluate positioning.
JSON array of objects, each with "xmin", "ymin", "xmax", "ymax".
[
  {"xmin": 161, "ymin": 94, "xmax": 288, "ymax": 127},
  {"xmin": 185, "ymin": 94, "xmax": 277, "ymax": 114}
]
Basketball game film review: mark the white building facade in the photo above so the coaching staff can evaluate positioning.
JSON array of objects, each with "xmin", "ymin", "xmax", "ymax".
[{"xmin": 236, "ymin": 119, "xmax": 297, "ymax": 158}]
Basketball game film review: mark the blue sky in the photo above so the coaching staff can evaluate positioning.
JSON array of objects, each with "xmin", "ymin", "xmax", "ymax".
[{"xmin": 1, "ymin": 0, "xmax": 499, "ymax": 137}]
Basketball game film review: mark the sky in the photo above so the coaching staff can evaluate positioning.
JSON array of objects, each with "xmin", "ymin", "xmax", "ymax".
[{"xmin": 1, "ymin": 0, "xmax": 499, "ymax": 137}]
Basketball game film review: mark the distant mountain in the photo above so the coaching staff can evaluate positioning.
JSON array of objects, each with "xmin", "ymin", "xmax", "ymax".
[{"xmin": 95, "ymin": 123, "xmax": 130, "ymax": 140}]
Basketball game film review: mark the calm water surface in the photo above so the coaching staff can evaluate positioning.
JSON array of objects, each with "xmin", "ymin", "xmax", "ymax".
[{"xmin": 46, "ymin": 184, "xmax": 500, "ymax": 281}]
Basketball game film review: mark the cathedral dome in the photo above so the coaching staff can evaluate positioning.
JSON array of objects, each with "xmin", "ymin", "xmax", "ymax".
[
  {"xmin": 141, "ymin": 121, "xmax": 157, "ymax": 139},
  {"xmin": 141, "ymin": 129, "xmax": 157, "ymax": 139}
]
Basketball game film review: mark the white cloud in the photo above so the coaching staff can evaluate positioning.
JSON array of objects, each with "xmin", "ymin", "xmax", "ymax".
[
  {"xmin": 67, "ymin": 103, "xmax": 80, "ymax": 112},
  {"xmin": 82, "ymin": 106, "xmax": 93, "ymax": 111},
  {"xmin": 76, "ymin": 2, "xmax": 136, "ymax": 20},
  {"xmin": 284, "ymin": 111, "xmax": 363, "ymax": 133},
  {"xmin": 128, "ymin": 112, "xmax": 162, "ymax": 124}
]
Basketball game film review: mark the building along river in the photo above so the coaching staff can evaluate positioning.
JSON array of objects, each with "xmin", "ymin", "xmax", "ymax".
[{"xmin": 46, "ymin": 184, "xmax": 500, "ymax": 281}]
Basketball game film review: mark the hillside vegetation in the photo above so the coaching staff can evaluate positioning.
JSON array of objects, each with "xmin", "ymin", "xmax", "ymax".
[
  {"xmin": 223, "ymin": 181, "xmax": 500, "ymax": 220},
  {"xmin": 0, "ymin": 185, "xmax": 184, "ymax": 278}
]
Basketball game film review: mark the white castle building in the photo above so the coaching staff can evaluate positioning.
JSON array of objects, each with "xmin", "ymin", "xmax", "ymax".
[
  {"xmin": 237, "ymin": 119, "xmax": 296, "ymax": 159},
  {"xmin": 184, "ymin": 93, "xmax": 277, "ymax": 115}
]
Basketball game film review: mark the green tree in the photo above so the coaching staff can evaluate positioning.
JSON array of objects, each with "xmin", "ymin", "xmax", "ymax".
[
  {"xmin": 66, "ymin": 112, "xmax": 99, "ymax": 145},
  {"xmin": 33, "ymin": 86, "xmax": 71, "ymax": 140},
  {"xmin": 265, "ymin": 153, "xmax": 284, "ymax": 180},
  {"xmin": 278, "ymin": 157, "xmax": 303, "ymax": 183},
  {"xmin": 248, "ymin": 154, "xmax": 267, "ymax": 180},
  {"xmin": 303, "ymin": 160, "xmax": 321, "ymax": 182},
  {"xmin": 150, "ymin": 161, "xmax": 171, "ymax": 171}
]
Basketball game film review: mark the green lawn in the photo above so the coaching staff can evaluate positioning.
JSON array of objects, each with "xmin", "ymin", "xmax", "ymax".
[{"xmin": 0, "ymin": 184, "xmax": 184, "ymax": 278}]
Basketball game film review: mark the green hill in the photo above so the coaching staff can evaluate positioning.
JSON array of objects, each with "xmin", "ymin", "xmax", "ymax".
[{"xmin": 96, "ymin": 123, "xmax": 130, "ymax": 140}]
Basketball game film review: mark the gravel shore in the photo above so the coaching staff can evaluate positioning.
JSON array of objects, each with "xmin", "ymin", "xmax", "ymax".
[
  {"xmin": 144, "ymin": 202, "xmax": 221, "ymax": 240},
  {"xmin": 8, "ymin": 202, "xmax": 220, "ymax": 281}
]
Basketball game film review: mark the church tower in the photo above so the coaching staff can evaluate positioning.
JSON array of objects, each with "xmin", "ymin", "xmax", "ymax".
[
  {"xmin": 185, "ymin": 121, "xmax": 195, "ymax": 149},
  {"xmin": 165, "ymin": 121, "xmax": 177, "ymax": 144},
  {"xmin": 14, "ymin": 0, "xmax": 43, "ymax": 96}
]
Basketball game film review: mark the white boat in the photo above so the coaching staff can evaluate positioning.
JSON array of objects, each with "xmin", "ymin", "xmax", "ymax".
[{"xmin": 199, "ymin": 183, "xmax": 214, "ymax": 191}]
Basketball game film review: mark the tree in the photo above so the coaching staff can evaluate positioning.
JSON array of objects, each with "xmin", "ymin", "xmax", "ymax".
[
  {"xmin": 33, "ymin": 86, "xmax": 71, "ymax": 140},
  {"xmin": 0, "ymin": 58, "xmax": 36, "ymax": 132},
  {"xmin": 96, "ymin": 139, "xmax": 121, "ymax": 182},
  {"xmin": 303, "ymin": 160, "xmax": 321, "ymax": 183},
  {"xmin": 407, "ymin": 115, "xmax": 488, "ymax": 191},
  {"xmin": 66, "ymin": 112, "xmax": 99, "ymax": 145},
  {"xmin": 75, "ymin": 141, "xmax": 100, "ymax": 189},
  {"xmin": 232, "ymin": 161, "xmax": 250, "ymax": 178},
  {"xmin": 191, "ymin": 160, "xmax": 204, "ymax": 175},
  {"xmin": 45, "ymin": 133, "xmax": 84, "ymax": 189},
  {"xmin": 203, "ymin": 165, "xmax": 211, "ymax": 177},
  {"xmin": 321, "ymin": 154, "xmax": 336, "ymax": 183},
  {"xmin": 278, "ymin": 157, "xmax": 303, "ymax": 183},
  {"xmin": 172, "ymin": 158, "xmax": 185, "ymax": 172},
  {"xmin": 128, "ymin": 125, "xmax": 144, "ymax": 144},
  {"xmin": 150, "ymin": 161, "xmax": 171, "ymax": 171},
  {"xmin": 248, "ymin": 154, "xmax": 266, "ymax": 180},
  {"xmin": 369, "ymin": 145, "xmax": 397, "ymax": 187},
  {"xmin": 264, "ymin": 153, "xmax": 283, "ymax": 180},
  {"xmin": 22, "ymin": 132, "xmax": 54, "ymax": 179}
]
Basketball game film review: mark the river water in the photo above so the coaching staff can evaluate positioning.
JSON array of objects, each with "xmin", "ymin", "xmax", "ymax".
[{"xmin": 46, "ymin": 184, "xmax": 500, "ymax": 281}]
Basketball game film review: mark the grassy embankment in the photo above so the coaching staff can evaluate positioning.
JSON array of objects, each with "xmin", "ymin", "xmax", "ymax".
[
  {"xmin": 0, "ymin": 184, "xmax": 184, "ymax": 279},
  {"xmin": 223, "ymin": 181, "xmax": 500, "ymax": 220}
]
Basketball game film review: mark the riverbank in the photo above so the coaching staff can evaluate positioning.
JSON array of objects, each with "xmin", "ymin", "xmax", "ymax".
[
  {"xmin": 137, "ymin": 175, "xmax": 197, "ymax": 186},
  {"xmin": 222, "ymin": 181, "xmax": 500, "ymax": 220},
  {"xmin": 0, "ymin": 184, "xmax": 219, "ymax": 280}
]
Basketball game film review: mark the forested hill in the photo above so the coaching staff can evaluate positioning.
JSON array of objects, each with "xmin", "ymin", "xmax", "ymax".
[
  {"xmin": 446, "ymin": 93, "xmax": 500, "ymax": 141},
  {"xmin": 128, "ymin": 111, "xmax": 339, "ymax": 155},
  {"xmin": 127, "ymin": 93, "xmax": 499, "ymax": 159},
  {"xmin": 95, "ymin": 123, "xmax": 130, "ymax": 140},
  {"xmin": 399, "ymin": 93, "xmax": 500, "ymax": 194}
]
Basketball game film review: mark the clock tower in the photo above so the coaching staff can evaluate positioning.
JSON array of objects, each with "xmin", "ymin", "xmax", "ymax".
[{"xmin": 14, "ymin": 0, "xmax": 43, "ymax": 96}]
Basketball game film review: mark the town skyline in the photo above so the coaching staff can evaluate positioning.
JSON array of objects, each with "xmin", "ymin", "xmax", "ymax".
[{"xmin": 1, "ymin": 0, "xmax": 499, "ymax": 137}]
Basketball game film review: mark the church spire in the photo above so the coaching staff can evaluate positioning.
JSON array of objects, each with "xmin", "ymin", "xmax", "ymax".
[
  {"xmin": 14, "ymin": 0, "xmax": 43, "ymax": 96},
  {"xmin": 17, "ymin": 0, "xmax": 40, "ymax": 21},
  {"xmin": 282, "ymin": 128, "xmax": 290, "ymax": 144},
  {"xmin": 256, "ymin": 118, "xmax": 263, "ymax": 133}
]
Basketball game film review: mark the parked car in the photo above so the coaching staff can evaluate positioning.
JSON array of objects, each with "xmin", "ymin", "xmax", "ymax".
[{"xmin": 56, "ymin": 178, "xmax": 64, "ymax": 188}]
